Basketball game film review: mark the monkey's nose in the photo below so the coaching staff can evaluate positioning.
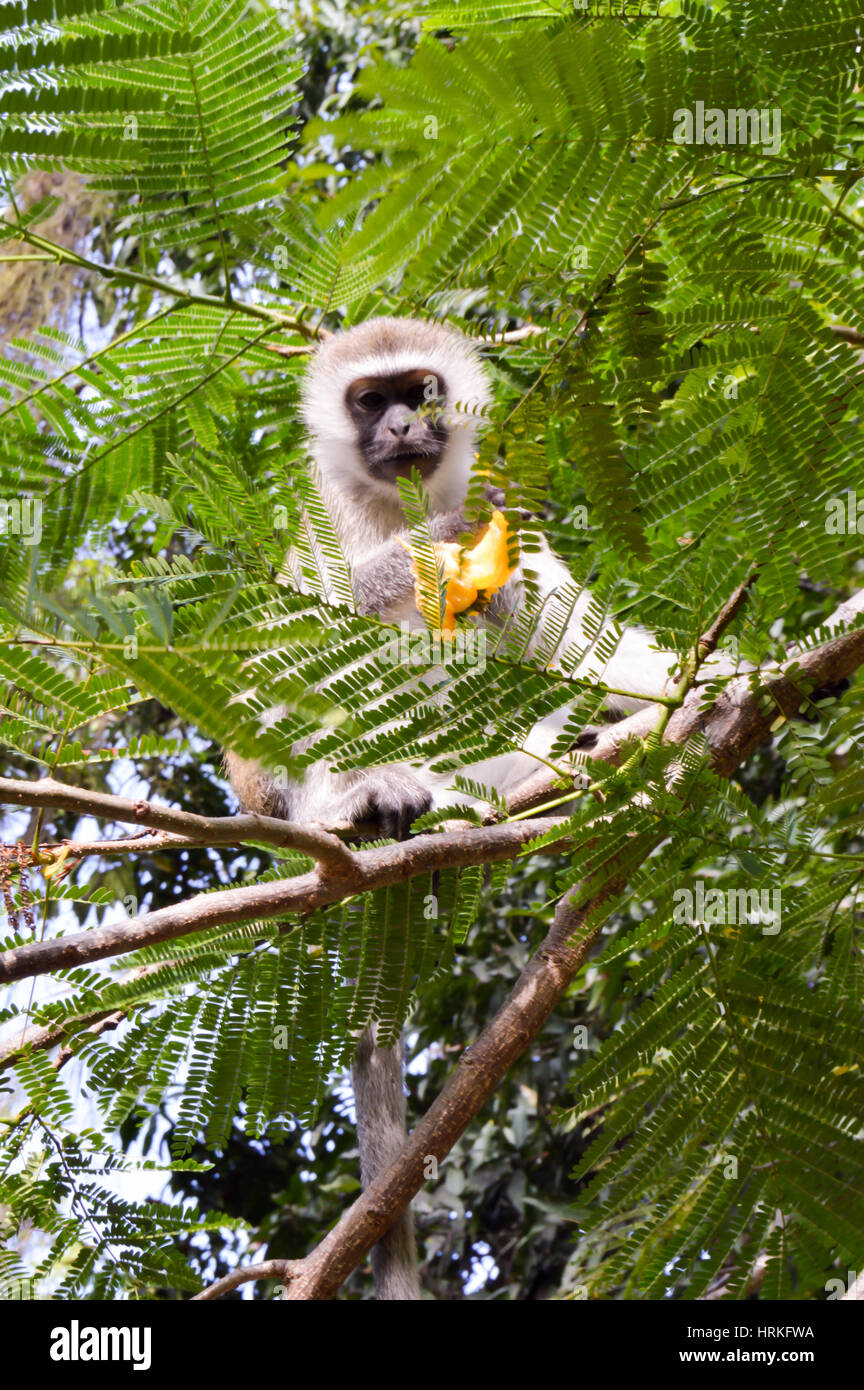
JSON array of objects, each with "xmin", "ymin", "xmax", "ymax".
[{"xmin": 388, "ymin": 422, "xmax": 411, "ymax": 437}]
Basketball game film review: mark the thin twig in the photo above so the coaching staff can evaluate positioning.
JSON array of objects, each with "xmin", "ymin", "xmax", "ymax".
[{"xmin": 192, "ymin": 1259, "xmax": 297, "ymax": 1300}]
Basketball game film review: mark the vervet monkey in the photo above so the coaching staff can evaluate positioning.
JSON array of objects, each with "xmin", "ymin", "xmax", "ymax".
[
  {"xmin": 226, "ymin": 316, "xmax": 687, "ymax": 1300},
  {"xmin": 229, "ymin": 317, "xmax": 681, "ymax": 827}
]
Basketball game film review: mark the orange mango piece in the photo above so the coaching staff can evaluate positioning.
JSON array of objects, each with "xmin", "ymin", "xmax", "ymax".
[{"xmin": 400, "ymin": 510, "xmax": 515, "ymax": 633}]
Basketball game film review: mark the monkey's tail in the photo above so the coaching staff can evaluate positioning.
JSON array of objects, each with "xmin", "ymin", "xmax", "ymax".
[{"xmin": 351, "ymin": 1025, "xmax": 421, "ymax": 1300}]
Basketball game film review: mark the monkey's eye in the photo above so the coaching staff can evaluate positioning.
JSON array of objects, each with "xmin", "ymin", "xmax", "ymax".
[
  {"xmin": 357, "ymin": 390, "xmax": 385, "ymax": 411},
  {"xmin": 404, "ymin": 385, "xmax": 427, "ymax": 410}
]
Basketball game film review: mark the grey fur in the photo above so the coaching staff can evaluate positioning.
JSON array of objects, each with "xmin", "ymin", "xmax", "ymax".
[
  {"xmin": 226, "ymin": 321, "xmax": 496, "ymax": 1301},
  {"xmin": 352, "ymin": 1026, "xmax": 421, "ymax": 1301},
  {"xmin": 351, "ymin": 536, "xmax": 415, "ymax": 618},
  {"xmin": 225, "ymin": 743, "xmax": 434, "ymax": 840},
  {"xmin": 351, "ymin": 506, "xmax": 471, "ymax": 617}
]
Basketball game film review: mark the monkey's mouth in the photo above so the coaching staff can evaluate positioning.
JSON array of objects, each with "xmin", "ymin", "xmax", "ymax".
[{"xmin": 373, "ymin": 454, "xmax": 440, "ymax": 483}]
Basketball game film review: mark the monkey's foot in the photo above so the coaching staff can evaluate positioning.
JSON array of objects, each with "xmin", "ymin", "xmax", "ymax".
[
  {"xmin": 342, "ymin": 768, "xmax": 434, "ymax": 841},
  {"xmin": 811, "ymin": 676, "xmax": 850, "ymax": 702},
  {"xmin": 794, "ymin": 676, "xmax": 850, "ymax": 721}
]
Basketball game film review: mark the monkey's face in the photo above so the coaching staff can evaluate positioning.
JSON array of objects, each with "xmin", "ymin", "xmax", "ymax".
[{"xmin": 345, "ymin": 369, "xmax": 448, "ymax": 486}]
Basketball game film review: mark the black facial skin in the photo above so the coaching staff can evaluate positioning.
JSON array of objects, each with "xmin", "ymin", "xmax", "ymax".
[{"xmin": 346, "ymin": 368, "xmax": 448, "ymax": 484}]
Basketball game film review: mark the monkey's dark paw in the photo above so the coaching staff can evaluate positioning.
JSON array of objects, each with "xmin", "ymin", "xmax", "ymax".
[
  {"xmin": 572, "ymin": 724, "xmax": 602, "ymax": 751},
  {"xmin": 793, "ymin": 676, "xmax": 850, "ymax": 721},
  {"xmin": 811, "ymin": 676, "xmax": 850, "ymax": 702},
  {"xmin": 348, "ymin": 769, "xmax": 434, "ymax": 841},
  {"xmin": 482, "ymin": 481, "xmax": 534, "ymax": 521}
]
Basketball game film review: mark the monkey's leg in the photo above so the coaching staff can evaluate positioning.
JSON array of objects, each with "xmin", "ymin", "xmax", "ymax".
[{"xmin": 351, "ymin": 1024, "xmax": 421, "ymax": 1300}]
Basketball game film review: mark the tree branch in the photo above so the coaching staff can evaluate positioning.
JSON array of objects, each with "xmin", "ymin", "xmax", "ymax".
[
  {"xmin": 0, "ymin": 224, "xmax": 311, "ymax": 337},
  {"xmin": 192, "ymin": 1259, "xmax": 297, "ymax": 1300},
  {"xmin": 0, "ymin": 963, "xmax": 164, "ymax": 1071},
  {"xmin": 4, "ymin": 588, "xmax": 864, "ymax": 1301},
  {"xmin": 508, "ymin": 587, "xmax": 864, "ymax": 814},
  {"xmin": 261, "ymin": 589, "xmax": 864, "ymax": 1299},
  {"xmin": 192, "ymin": 881, "xmax": 628, "ymax": 1303},
  {"xmin": 0, "ymin": 819, "xmax": 568, "ymax": 985},
  {"xmin": 2, "ymin": 590, "xmax": 862, "ymax": 989},
  {"xmin": 281, "ymin": 876, "xmax": 634, "ymax": 1299},
  {"xmin": 0, "ymin": 777, "xmax": 356, "ymax": 875}
]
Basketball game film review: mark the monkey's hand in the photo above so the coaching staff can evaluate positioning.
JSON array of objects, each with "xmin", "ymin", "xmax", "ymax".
[
  {"xmin": 401, "ymin": 511, "xmax": 515, "ymax": 632},
  {"xmin": 572, "ymin": 724, "xmax": 602, "ymax": 751},
  {"xmin": 427, "ymin": 492, "xmax": 522, "ymax": 538},
  {"xmin": 427, "ymin": 506, "xmax": 480, "ymax": 544},
  {"xmin": 351, "ymin": 508, "xmax": 490, "ymax": 619},
  {"xmin": 339, "ymin": 766, "xmax": 434, "ymax": 841}
]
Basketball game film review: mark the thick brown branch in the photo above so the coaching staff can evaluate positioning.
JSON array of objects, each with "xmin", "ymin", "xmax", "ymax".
[
  {"xmin": 669, "ymin": 589, "xmax": 864, "ymax": 778},
  {"xmin": 830, "ymin": 324, "xmax": 864, "ymax": 348},
  {"xmin": 3, "ymin": 592, "xmax": 862, "ymax": 988},
  {"xmin": 3, "ymin": 587, "xmax": 863, "ymax": 1301},
  {"xmin": 283, "ymin": 878, "xmax": 627, "ymax": 1299},
  {"xmin": 510, "ymin": 588, "xmax": 864, "ymax": 813},
  {"xmin": 0, "ymin": 819, "xmax": 567, "ymax": 985},
  {"xmin": 278, "ymin": 589, "xmax": 864, "ymax": 1299}
]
